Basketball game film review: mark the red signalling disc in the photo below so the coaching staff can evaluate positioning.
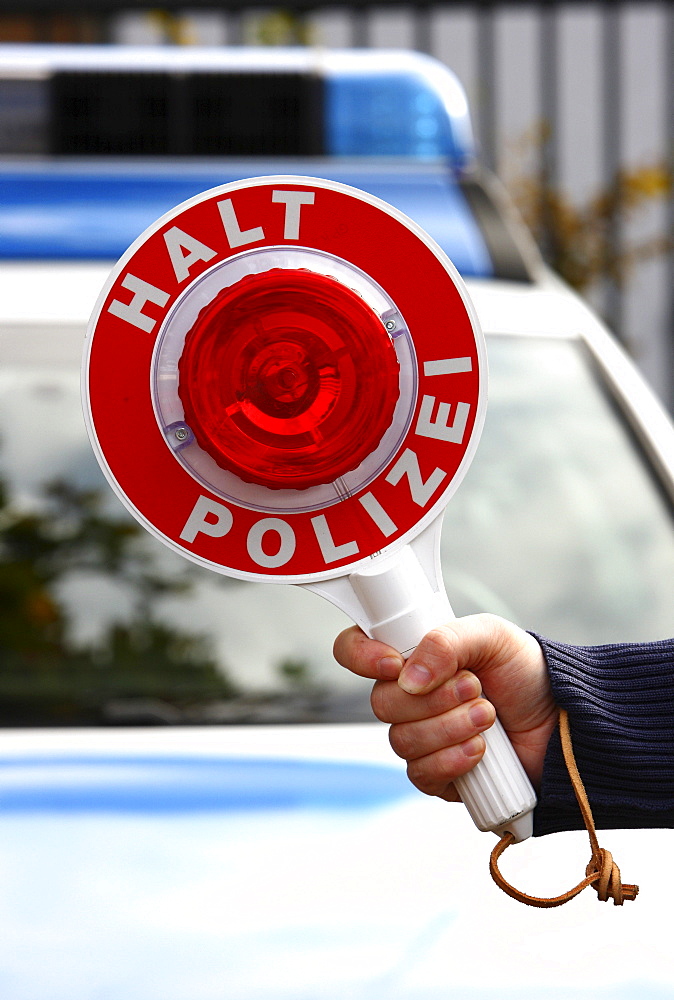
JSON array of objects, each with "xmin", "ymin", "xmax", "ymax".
[{"xmin": 84, "ymin": 175, "xmax": 485, "ymax": 583}]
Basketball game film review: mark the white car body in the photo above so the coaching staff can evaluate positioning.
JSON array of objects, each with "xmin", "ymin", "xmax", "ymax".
[
  {"xmin": 1, "ymin": 259, "xmax": 673, "ymax": 999},
  {"xmin": 1, "ymin": 45, "xmax": 673, "ymax": 1000}
]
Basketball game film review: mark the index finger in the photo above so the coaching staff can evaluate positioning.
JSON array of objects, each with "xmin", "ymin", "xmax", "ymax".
[{"xmin": 333, "ymin": 626, "xmax": 404, "ymax": 681}]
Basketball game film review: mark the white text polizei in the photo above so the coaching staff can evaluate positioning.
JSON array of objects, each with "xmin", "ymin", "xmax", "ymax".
[{"xmin": 178, "ymin": 446, "xmax": 452, "ymax": 569}]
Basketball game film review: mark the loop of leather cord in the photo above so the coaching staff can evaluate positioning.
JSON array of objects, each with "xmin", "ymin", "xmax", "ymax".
[{"xmin": 489, "ymin": 709, "xmax": 639, "ymax": 907}]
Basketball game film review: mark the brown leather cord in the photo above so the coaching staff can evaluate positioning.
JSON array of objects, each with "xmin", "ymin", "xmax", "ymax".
[{"xmin": 489, "ymin": 708, "xmax": 639, "ymax": 907}]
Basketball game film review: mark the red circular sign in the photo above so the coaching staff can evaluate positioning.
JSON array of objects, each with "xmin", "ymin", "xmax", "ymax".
[{"xmin": 84, "ymin": 176, "xmax": 485, "ymax": 583}]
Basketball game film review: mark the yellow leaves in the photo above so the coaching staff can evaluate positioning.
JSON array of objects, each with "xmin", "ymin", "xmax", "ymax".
[
  {"xmin": 504, "ymin": 123, "xmax": 672, "ymax": 292},
  {"xmin": 620, "ymin": 165, "xmax": 671, "ymax": 203},
  {"xmin": 253, "ymin": 11, "xmax": 314, "ymax": 47}
]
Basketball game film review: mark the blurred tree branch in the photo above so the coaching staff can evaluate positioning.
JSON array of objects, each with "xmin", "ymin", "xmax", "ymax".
[{"xmin": 505, "ymin": 122, "xmax": 673, "ymax": 294}]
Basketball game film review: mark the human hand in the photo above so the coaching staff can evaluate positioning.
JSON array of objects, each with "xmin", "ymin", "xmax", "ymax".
[{"xmin": 333, "ymin": 614, "xmax": 558, "ymax": 802}]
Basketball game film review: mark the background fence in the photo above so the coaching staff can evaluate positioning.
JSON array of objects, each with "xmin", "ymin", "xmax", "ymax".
[{"xmin": 1, "ymin": 0, "xmax": 673, "ymax": 408}]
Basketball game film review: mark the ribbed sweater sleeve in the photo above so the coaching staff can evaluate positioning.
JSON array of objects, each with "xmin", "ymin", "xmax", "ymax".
[{"xmin": 530, "ymin": 635, "xmax": 674, "ymax": 837}]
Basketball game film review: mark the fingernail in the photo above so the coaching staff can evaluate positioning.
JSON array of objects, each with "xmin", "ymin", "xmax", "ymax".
[
  {"xmin": 398, "ymin": 663, "xmax": 432, "ymax": 694},
  {"xmin": 462, "ymin": 735, "xmax": 485, "ymax": 759},
  {"xmin": 378, "ymin": 656, "xmax": 403, "ymax": 680},
  {"xmin": 455, "ymin": 674, "xmax": 480, "ymax": 703},
  {"xmin": 469, "ymin": 701, "xmax": 494, "ymax": 729}
]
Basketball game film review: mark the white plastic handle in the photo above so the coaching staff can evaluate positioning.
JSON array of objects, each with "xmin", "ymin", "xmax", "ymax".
[{"xmin": 347, "ymin": 544, "xmax": 537, "ymax": 842}]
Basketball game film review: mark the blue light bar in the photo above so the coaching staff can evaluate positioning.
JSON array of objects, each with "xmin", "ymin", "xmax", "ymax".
[
  {"xmin": 0, "ymin": 45, "xmax": 476, "ymax": 167},
  {"xmin": 325, "ymin": 52, "xmax": 474, "ymax": 165}
]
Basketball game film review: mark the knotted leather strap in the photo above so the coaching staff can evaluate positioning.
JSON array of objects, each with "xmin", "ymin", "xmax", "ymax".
[{"xmin": 489, "ymin": 709, "xmax": 639, "ymax": 907}]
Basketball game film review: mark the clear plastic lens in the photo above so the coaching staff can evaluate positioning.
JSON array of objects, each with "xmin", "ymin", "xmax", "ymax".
[{"xmin": 177, "ymin": 268, "xmax": 400, "ymax": 490}]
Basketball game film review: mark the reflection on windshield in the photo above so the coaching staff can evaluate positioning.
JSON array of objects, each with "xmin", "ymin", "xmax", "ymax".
[
  {"xmin": 0, "ymin": 369, "xmax": 360, "ymax": 726},
  {"xmin": 0, "ymin": 472, "xmax": 360, "ymax": 727},
  {"xmin": 442, "ymin": 337, "xmax": 674, "ymax": 643},
  {"xmin": 0, "ymin": 334, "xmax": 673, "ymax": 725}
]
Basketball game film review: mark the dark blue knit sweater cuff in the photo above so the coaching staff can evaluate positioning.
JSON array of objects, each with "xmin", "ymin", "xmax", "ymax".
[{"xmin": 529, "ymin": 634, "xmax": 674, "ymax": 837}]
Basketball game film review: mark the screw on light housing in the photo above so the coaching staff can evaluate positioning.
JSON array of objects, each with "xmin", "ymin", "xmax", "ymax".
[{"xmin": 151, "ymin": 244, "xmax": 418, "ymax": 514}]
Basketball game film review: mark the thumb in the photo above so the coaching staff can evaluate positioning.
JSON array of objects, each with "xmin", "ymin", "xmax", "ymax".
[
  {"xmin": 397, "ymin": 615, "xmax": 534, "ymax": 696},
  {"xmin": 398, "ymin": 626, "xmax": 467, "ymax": 694}
]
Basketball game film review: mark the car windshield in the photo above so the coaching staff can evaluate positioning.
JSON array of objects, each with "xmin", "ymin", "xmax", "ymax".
[{"xmin": 1, "ymin": 331, "xmax": 673, "ymax": 726}]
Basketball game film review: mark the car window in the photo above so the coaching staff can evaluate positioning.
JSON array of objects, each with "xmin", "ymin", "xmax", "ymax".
[
  {"xmin": 442, "ymin": 335, "xmax": 674, "ymax": 643},
  {"xmin": 1, "ymin": 331, "xmax": 672, "ymax": 726}
]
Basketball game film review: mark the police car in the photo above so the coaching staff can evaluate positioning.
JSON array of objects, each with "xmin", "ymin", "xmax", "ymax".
[{"xmin": 0, "ymin": 45, "xmax": 673, "ymax": 1000}]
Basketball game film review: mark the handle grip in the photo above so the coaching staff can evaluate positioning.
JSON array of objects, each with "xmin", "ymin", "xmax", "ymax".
[
  {"xmin": 349, "ymin": 544, "xmax": 536, "ymax": 842},
  {"xmin": 454, "ymin": 717, "xmax": 535, "ymax": 841}
]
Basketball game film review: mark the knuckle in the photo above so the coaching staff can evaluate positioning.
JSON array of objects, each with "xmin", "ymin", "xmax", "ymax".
[
  {"xmin": 436, "ymin": 710, "xmax": 463, "ymax": 746},
  {"xmin": 425, "ymin": 678, "xmax": 466, "ymax": 716},
  {"xmin": 332, "ymin": 625, "xmax": 359, "ymax": 666},
  {"xmin": 406, "ymin": 756, "xmax": 446, "ymax": 796},
  {"xmin": 388, "ymin": 722, "xmax": 416, "ymax": 760},
  {"xmin": 414, "ymin": 627, "xmax": 461, "ymax": 680},
  {"xmin": 472, "ymin": 612, "xmax": 518, "ymax": 661},
  {"xmin": 370, "ymin": 680, "xmax": 394, "ymax": 723},
  {"xmin": 421, "ymin": 627, "xmax": 455, "ymax": 661},
  {"xmin": 406, "ymin": 741, "xmax": 481, "ymax": 797}
]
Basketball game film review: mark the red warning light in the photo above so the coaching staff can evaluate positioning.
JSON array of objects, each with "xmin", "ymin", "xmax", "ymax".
[{"xmin": 178, "ymin": 268, "xmax": 400, "ymax": 489}]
